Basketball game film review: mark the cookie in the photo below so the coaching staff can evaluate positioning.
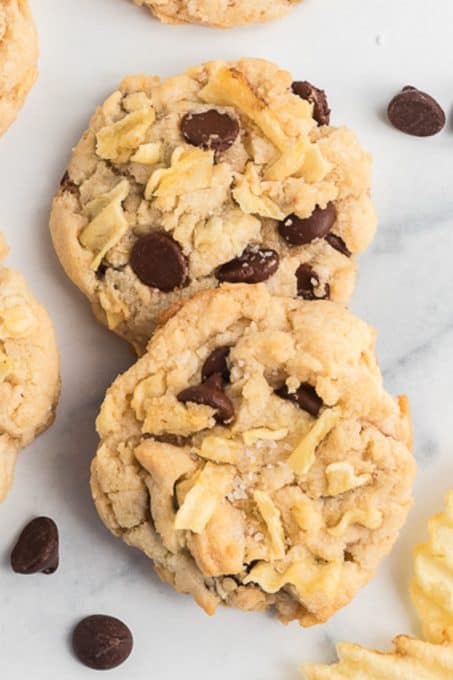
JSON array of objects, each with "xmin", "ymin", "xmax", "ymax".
[
  {"xmin": 50, "ymin": 59, "xmax": 377, "ymax": 354},
  {"xmin": 91, "ymin": 284, "xmax": 414, "ymax": 626},
  {"xmin": 0, "ymin": 235, "xmax": 60, "ymax": 502},
  {"xmin": 0, "ymin": 0, "xmax": 39, "ymax": 137},
  {"xmin": 131, "ymin": 0, "xmax": 302, "ymax": 28}
]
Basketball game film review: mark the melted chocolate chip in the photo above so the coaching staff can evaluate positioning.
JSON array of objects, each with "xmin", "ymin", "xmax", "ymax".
[
  {"xmin": 72, "ymin": 615, "xmax": 133, "ymax": 670},
  {"xmin": 325, "ymin": 233, "xmax": 351, "ymax": 257},
  {"xmin": 276, "ymin": 383, "xmax": 323, "ymax": 417},
  {"xmin": 279, "ymin": 204, "xmax": 336, "ymax": 246},
  {"xmin": 216, "ymin": 246, "xmax": 279, "ymax": 284},
  {"xmin": 292, "ymin": 81, "xmax": 331, "ymax": 126},
  {"xmin": 59, "ymin": 171, "xmax": 78, "ymax": 194},
  {"xmin": 181, "ymin": 110, "xmax": 240, "ymax": 152},
  {"xmin": 11, "ymin": 517, "xmax": 59, "ymax": 575},
  {"xmin": 177, "ymin": 373, "xmax": 234, "ymax": 423},
  {"xmin": 387, "ymin": 86, "xmax": 446, "ymax": 137},
  {"xmin": 130, "ymin": 232, "xmax": 188, "ymax": 292},
  {"xmin": 202, "ymin": 346, "xmax": 231, "ymax": 383},
  {"xmin": 296, "ymin": 264, "xmax": 329, "ymax": 300}
]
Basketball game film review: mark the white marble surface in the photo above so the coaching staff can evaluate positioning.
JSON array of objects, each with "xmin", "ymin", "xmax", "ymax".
[{"xmin": 1, "ymin": 0, "xmax": 453, "ymax": 676}]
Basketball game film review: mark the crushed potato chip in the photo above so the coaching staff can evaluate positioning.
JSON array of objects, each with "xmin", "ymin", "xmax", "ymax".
[
  {"xmin": 96, "ymin": 106, "xmax": 156, "ymax": 162},
  {"xmin": 242, "ymin": 428, "xmax": 288, "ymax": 446},
  {"xmin": 0, "ymin": 302, "xmax": 36, "ymax": 338},
  {"xmin": 287, "ymin": 409, "xmax": 340, "ymax": 475},
  {"xmin": 325, "ymin": 462, "xmax": 371, "ymax": 496},
  {"xmin": 264, "ymin": 140, "xmax": 331, "ymax": 183},
  {"xmin": 199, "ymin": 65, "xmax": 290, "ymax": 151},
  {"xmin": 79, "ymin": 180, "xmax": 130, "ymax": 270},
  {"xmin": 145, "ymin": 147, "xmax": 216, "ymax": 201},
  {"xmin": 254, "ymin": 490, "xmax": 286, "ymax": 559},
  {"xmin": 301, "ymin": 635, "xmax": 453, "ymax": 679},
  {"xmin": 327, "ymin": 508, "xmax": 383, "ymax": 537},
  {"xmin": 198, "ymin": 436, "xmax": 242, "ymax": 464},
  {"xmin": 233, "ymin": 164, "xmax": 285, "ymax": 219},
  {"xmin": 98, "ymin": 289, "xmax": 130, "ymax": 330},
  {"xmin": 130, "ymin": 142, "xmax": 162, "ymax": 164},
  {"xmin": 174, "ymin": 462, "xmax": 234, "ymax": 533},
  {"xmin": 411, "ymin": 491, "xmax": 453, "ymax": 644}
]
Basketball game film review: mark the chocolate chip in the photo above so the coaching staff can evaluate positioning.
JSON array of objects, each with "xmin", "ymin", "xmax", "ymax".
[
  {"xmin": 181, "ymin": 110, "xmax": 240, "ymax": 152},
  {"xmin": 292, "ymin": 81, "xmax": 331, "ymax": 126},
  {"xmin": 325, "ymin": 233, "xmax": 351, "ymax": 257},
  {"xmin": 130, "ymin": 232, "xmax": 188, "ymax": 292},
  {"xmin": 276, "ymin": 383, "xmax": 323, "ymax": 417},
  {"xmin": 296, "ymin": 264, "xmax": 329, "ymax": 300},
  {"xmin": 72, "ymin": 615, "xmax": 133, "ymax": 670},
  {"xmin": 202, "ymin": 346, "xmax": 231, "ymax": 383},
  {"xmin": 387, "ymin": 86, "xmax": 446, "ymax": 137},
  {"xmin": 279, "ymin": 204, "xmax": 336, "ymax": 246},
  {"xmin": 10, "ymin": 517, "xmax": 59, "ymax": 574},
  {"xmin": 177, "ymin": 373, "xmax": 234, "ymax": 424},
  {"xmin": 60, "ymin": 171, "xmax": 78, "ymax": 194},
  {"xmin": 216, "ymin": 246, "xmax": 279, "ymax": 284}
]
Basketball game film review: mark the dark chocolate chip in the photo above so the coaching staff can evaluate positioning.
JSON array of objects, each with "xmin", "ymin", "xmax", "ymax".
[
  {"xmin": 181, "ymin": 110, "xmax": 240, "ymax": 152},
  {"xmin": 292, "ymin": 81, "xmax": 331, "ymax": 126},
  {"xmin": 215, "ymin": 246, "xmax": 279, "ymax": 284},
  {"xmin": 59, "ymin": 171, "xmax": 78, "ymax": 194},
  {"xmin": 387, "ymin": 86, "xmax": 446, "ymax": 137},
  {"xmin": 325, "ymin": 233, "xmax": 351, "ymax": 257},
  {"xmin": 202, "ymin": 346, "xmax": 231, "ymax": 383},
  {"xmin": 279, "ymin": 204, "xmax": 336, "ymax": 246},
  {"xmin": 72, "ymin": 615, "xmax": 133, "ymax": 670},
  {"xmin": 10, "ymin": 517, "xmax": 59, "ymax": 575},
  {"xmin": 130, "ymin": 232, "xmax": 188, "ymax": 292},
  {"xmin": 275, "ymin": 383, "xmax": 323, "ymax": 417},
  {"xmin": 296, "ymin": 264, "xmax": 329, "ymax": 300},
  {"xmin": 177, "ymin": 373, "xmax": 234, "ymax": 424}
]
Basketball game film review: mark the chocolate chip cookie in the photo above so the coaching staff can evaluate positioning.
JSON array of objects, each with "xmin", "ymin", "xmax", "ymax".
[
  {"xmin": 50, "ymin": 59, "xmax": 377, "ymax": 354},
  {"xmin": 91, "ymin": 284, "xmax": 414, "ymax": 626},
  {"xmin": 0, "ymin": 235, "xmax": 60, "ymax": 502},
  {"xmin": 0, "ymin": 0, "xmax": 38, "ymax": 137},
  {"xmin": 131, "ymin": 0, "xmax": 302, "ymax": 28}
]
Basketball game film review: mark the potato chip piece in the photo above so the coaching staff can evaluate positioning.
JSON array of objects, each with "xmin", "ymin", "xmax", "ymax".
[
  {"xmin": 301, "ymin": 635, "xmax": 453, "ymax": 679},
  {"xmin": 410, "ymin": 491, "xmax": 453, "ymax": 644},
  {"xmin": 232, "ymin": 163, "xmax": 285, "ymax": 220},
  {"xmin": 325, "ymin": 462, "xmax": 371, "ymax": 496},
  {"xmin": 130, "ymin": 142, "xmax": 162, "ymax": 164},
  {"xmin": 242, "ymin": 428, "xmax": 288, "ymax": 446},
  {"xmin": 264, "ymin": 140, "xmax": 331, "ymax": 183},
  {"xmin": 327, "ymin": 508, "xmax": 382, "ymax": 537},
  {"xmin": 96, "ymin": 106, "xmax": 156, "ymax": 162},
  {"xmin": 287, "ymin": 409, "xmax": 340, "ymax": 475},
  {"xmin": 254, "ymin": 490, "xmax": 286, "ymax": 559},
  {"xmin": 174, "ymin": 462, "xmax": 235, "ymax": 534},
  {"xmin": 198, "ymin": 436, "xmax": 242, "ymax": 464},
  {"xmin": 199, "ymin": 65, "xmax": 289, "ymax": 151},
  {"xmin": 145, "ymin": 147, "xmax": 215, "ymax": 200},
  {"xmin": 79, "ymin": 180, "xmax": 130, "ymax": 270}
]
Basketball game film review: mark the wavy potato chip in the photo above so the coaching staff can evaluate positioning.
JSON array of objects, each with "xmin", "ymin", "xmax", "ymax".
[
  {"xmin": 301, "ymin": 635, "xmax": 453, "ymax": 679},
  {"xmin": 411, "ymin": 491, "xmax": 453, "ymax": 644}
]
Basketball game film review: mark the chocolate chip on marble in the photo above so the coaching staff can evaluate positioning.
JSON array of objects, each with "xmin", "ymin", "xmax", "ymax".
[
  {"xmin": 72, "ymin": 615, "xmax": 133, "ymax": 670},
  {"xmin": 387, "ymin": 86, "xmax": 446, "ymax": 137},
  {"xmin": 278, "ymin": 204, "xmax": 336, "ymax": 246},
  {"xmin": 177, "ymin": 373, "xmax": 234, "ymax": 424},
  {"xmin": 215, "ymin": 246, "xmax": 279, "ymax": 284},
  {"xmin": 10, "ymin": 517, "xmax": 59, "ymax": 575},
  {"xmin": 292, "ymin": 81, "xmax": 331, "ymax": 126},
  {"xmin": 296, "ymin": 264, "xmax": 329, "ymax": 300},
  {"xmin": 275, "ymin": 383, "xmax": 323, "ymax": 417},
  {"xmin": 181, "ymin": 110, "xmax": 240, "ymax": 152},
  {"xmin": 202, "ymin": 346, "xmax": 231, "ymax": 383},
  {"xmin": 130, "ymin": 232, "xmax": 188, "ymax": 292},
  {"xmin": 325, "ymin": 233, "xmax": 351, "ymax": 257}
]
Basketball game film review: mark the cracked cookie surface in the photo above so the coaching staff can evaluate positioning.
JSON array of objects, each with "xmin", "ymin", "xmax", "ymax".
[
  {"xmin": 50, "ymin": 58, "xmax": 377, "ymax": 354},
  {"xmin": 91, "ymin": 284, "xmax": 414, "ymax": 626},
  {"xmin": 0, "ymin": 0, "xmax": 38, "ymax": 137},
  {"xmin": 130, "ymin": 0, "xmax": 302, "ymax": 28},
  {"xmin": 0, "ymin": 235, "xmax": 60, "ymax": 502}
]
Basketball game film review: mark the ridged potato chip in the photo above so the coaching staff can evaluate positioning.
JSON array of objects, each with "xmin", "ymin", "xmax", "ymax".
[
  {"xmin": 410, "ymin": 491, "xmax": 453, "ymax": 644},
  {"xmin": 301, "ymin": 635, "xmax": 453, "ymax": 679}
]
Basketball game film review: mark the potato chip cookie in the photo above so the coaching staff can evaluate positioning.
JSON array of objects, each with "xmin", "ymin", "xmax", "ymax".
[
  {"xmin": 0, "ymin": 0, "xmax": 38, "ymax": 137},
  {"xmin": 301, "ymin": 635, "xmax": 453, "ymax": 679},
  {"xmin": 411, "ymin": 491, "xmax": 453, "ymax": 644},
  {"xmin": 91, "ymin": 284, "xmax": 414, "ymax": 626},
  {"xmin": 131, "ymin": 0, "xmax": 302, "ymax": 28},
  {"xmin": 0, "ymin": 235, "xmax": 60, "ymax": 501},
  {"xmin": 50, "ymin": 59, "xmax": 377, "ymax": 354}
]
